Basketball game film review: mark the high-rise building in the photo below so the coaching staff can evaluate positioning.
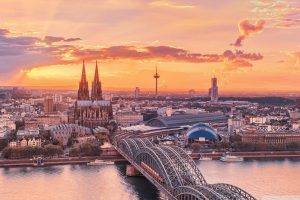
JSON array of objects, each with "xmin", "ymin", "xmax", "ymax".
[
  {"xmin": 53, "ymin": 94, "xmax": 63, "ymax": 103},
  {"xmin": 78, "ymin": 60, "xmax": 90, "ymax": 100},
  {"xmin": 91, "ymin": 61, "xmax": 103, "ymax": 100},
  {"xmin": 296, "ymin": 98, "xmax": 300, "ymax": 109},
  {"xmin": 209, "ymin": 77, "xmax": 218, "ymax": 102},
  {"xmin": 153, "ymin": 66, "xmax": 160, "ymax": 97},
  {"xmin": 44, "ymin": 97, "xmax": 54, "ymax": 113},
  {"xmin": 134, "ymin": 87, "xmax": 140, "ymax": 99}
]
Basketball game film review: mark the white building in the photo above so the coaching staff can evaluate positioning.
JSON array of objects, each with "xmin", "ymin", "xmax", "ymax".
[
  {"xmin": 249, "ymin": 116, "xmax": 267, "ymax": 124},
  {"xmin": 228, "ymin": 117, "xmax": 245, "ymax": 134},
  {"xmin": 114, "ymin": 111, "xmax": 143, "ymax": 127},
  {"xmin": 17, "ymin": 128, "xmax": 40, "ymax": 138},
  {"xmin": 53, "ymin": 94, "xmax": 63, "ymax": 103},
  {"xmin": 157, "ymin": 107, "xmax": 173, "ymax": 117}
]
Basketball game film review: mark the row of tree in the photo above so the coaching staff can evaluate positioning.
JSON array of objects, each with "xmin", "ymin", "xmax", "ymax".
[{"xmin": 1, "ymin": 144, "xmax": 63, "ymax": 159}]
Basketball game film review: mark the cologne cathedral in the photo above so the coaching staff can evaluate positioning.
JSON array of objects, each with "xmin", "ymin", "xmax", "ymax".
[{"xmin": 73, "ymin": 60, "xmax": 113, "ymax": 128}]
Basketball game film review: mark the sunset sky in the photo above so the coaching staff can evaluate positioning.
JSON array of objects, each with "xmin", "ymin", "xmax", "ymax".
[{"xmin": 0, "ymin": 0, "xmax": 300, "ymax": 94}]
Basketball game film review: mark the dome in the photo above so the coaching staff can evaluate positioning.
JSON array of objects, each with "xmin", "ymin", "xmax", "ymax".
[{"xmin": 186, "ymin": 123, "xmax": 221, "ymax": 141}]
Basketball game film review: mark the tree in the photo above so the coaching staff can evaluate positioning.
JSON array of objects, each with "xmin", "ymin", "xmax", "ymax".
[
  {"xmin": 0, "ymin": 139, "xmax": 8, "ymax": 151},
  {"xmin": 1, "ymin": 147, "xmax": 12, "ymax": 159},
  {"xmin": 43, "ymin": 144, "xmax": 63, "ymax": 157},
  {"xmin": 69, "ymin": 147, "xmax": 79, "ymax": 157},
  {"xmin": 52, "ymin": 139, "xmax": 60, "ymax": 145},
  {"xmin": 40, "ymin": 130, "xmax": 51, "ymax": 140},
  {"xmin": 78, "ymin": 142, "xmax": 102, "ymax": 156},
  {"xmin": 191, "ymin": 143, "xmax": 201, "ymax": 153}
]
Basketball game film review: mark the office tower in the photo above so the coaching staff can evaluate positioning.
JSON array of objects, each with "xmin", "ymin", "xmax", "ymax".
[{"xmin": 209, "ymin": 77, "xmax": 218, "ymax": 102}]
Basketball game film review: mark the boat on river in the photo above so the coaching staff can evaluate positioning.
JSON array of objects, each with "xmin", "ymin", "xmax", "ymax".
[{"xmin": 87, "ymin": 159, "xmax": 114, "ymax": 166}]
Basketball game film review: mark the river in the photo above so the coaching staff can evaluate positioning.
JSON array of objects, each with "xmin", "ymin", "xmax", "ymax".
[{"xmin": 0, "ymin": 158, "xmax": 300, "ymax": 200}]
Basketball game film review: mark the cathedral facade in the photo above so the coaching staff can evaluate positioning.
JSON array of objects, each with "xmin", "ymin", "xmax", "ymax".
[{"xmin": 74, "ymin": 61, "xmax": 113, "ymax": 129}]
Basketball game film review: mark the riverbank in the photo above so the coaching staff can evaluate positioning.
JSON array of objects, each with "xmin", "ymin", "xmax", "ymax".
[
  {"xmin": 2, "ymin": 150, "xmax": 300, "ymax": 168},
  {"xmin": 0, "ymin": 154, "xmax": 126, "ymax": 168},
  {"xmin": 190, "ymin": 151, "xmax": 300, "ymax": 160}
]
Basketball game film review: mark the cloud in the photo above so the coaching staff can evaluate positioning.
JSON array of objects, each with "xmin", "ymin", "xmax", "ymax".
[
  {"xmin": 250, "ymin": 0, "xmax": 300, "ymax": 28},
  {"xmin": 223, "ymin": 50, "xmax": 263, "ymax": 70},
  {"xmin": 232, "ymin": 19, "xmax": 265, "ymax": 47},
  {"xmin": 0, "ymin": 27, "xmax": 264, "ymax": 78},
  {"xmin": 0, "ymin": 28, "xmax": 10, "ymax": 36},
  {"xmin": 286, "ymin": 51, "xmax": 300, "ymax": 70},
  {"xmin": 43, "ymin": 36, "xmax": 81, "ymax": 44},
  {"xmin": 71, "ymin": 45, "xmax": 224, "ymax": 63},
  {"xmin": 149, "ymin": 0, "xmax": 195, "ymax": 9}
]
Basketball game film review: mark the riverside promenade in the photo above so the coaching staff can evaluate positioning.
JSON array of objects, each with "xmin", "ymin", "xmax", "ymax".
[
  {"xmin": 0, "ymin": 147, "xmax": 126, "ymax": 168},
  {"xmin": 190, "ymin": 151, "xmax": 300, "ymax": 160}
]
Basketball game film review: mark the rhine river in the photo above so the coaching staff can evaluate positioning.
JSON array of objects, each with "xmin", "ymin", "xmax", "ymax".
[{"xmin": 1, "ymin": 159, "xmax": 300, "ymax": 200}]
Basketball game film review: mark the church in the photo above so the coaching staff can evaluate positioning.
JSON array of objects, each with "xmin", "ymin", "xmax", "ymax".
[{"xmin": 73, "ymin": 60, "xmax": 113, "ymax": 129}]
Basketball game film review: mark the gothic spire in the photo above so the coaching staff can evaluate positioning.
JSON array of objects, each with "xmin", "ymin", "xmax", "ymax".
[
  {"xmin": 91, "ymin": 60, "xmax": 103, "ymax": 100},
  {"xmin": 81, "ymin": 60, "xmax": 87, "ymax": 83},
  {"xmin": 78, "ymin": 60, "xmax": 89, "ymax": 100},
  {"xmin": 94, "ymin": 60, "xmax": 100, "ymax": 83}
]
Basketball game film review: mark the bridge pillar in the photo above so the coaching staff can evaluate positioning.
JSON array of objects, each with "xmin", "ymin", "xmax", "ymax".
[{"xmin": 126, "ymin": 164, "xmax": 142, "ymax": 176}]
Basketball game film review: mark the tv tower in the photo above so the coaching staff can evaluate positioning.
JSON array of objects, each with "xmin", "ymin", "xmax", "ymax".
[{"xmin": 153, "ymin": 65, "xmax": 160, "ymax": 97}]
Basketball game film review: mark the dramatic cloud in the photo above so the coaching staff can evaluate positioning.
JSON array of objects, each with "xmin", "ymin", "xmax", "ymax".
[
  {"xmin": 0, "ymin": 27, "xmax": 264, "ymax": 75},
  {"xmin": 232, "ymin": 20, "xmax": 265, "ymax": 47},
  {"xmin": 71, "ymin": 45, "xmax": 223, "ymax": 63},
  {"xmin": 223, "ymin": 50, "xmax": 263, "ymax": 70}
]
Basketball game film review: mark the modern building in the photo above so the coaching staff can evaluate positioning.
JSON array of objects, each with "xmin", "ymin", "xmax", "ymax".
[
  {"xmin": 146, "ymin": 113, "xmax": 228, "ymax": 128},
  {"xmin": 44, "ymin": 97, "xmax": 54, "ymax": 113},
  {"xmin": 228, "ymin": 117, "xmax": 245, "ymax": 134},
  {"xmin": 74, "ymin": 61, "xmax": 113, "ymax": 128},
  {"xmin": 114, "ymin": 111, "xmax": 143, "ymax": 127},
  {"xmin": 185, "ymin": 123, "xmax": 221, "ymax": 143},
  {"xmin": 134, "ymin": 87, "xmax": 140, "ymax": 99},
  {"xmin": 53, "ymin": 94, "xmax": 63, "ymax": 103},
  {"xmin": 16, "ymin": 128, "xmax": 40, "ymax": 139},
  {"xmin": 208, "ymin": 77, "xmax": 218, "ymax": 102},
  {"xmin": 296, "ymin": 98, "xmax": 300, "ymax": 108},
  {"xmin": 240, "ymin": 133, "xmax": 300, "ymax": 144}
]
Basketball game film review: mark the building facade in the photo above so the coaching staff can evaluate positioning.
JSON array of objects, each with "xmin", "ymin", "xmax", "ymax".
[
  {"xmin": 240, "ymin": 133, "xmax": 300, "ymax": 144},
  {"xmin": 209, "ymin": 77, "xmax": 218, "ymax": 102},
  {"xmin": 73, "ymin": 61, "xmax": 113, "ymax": 128},
  {"xmin": 44, "ymin": 97, "xmax": 54, "ymax": 113}
]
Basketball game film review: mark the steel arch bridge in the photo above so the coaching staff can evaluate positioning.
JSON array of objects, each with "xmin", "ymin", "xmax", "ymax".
[{"xmin": 115, "ymin": 138, "xmax": 256, "ymax": 200}]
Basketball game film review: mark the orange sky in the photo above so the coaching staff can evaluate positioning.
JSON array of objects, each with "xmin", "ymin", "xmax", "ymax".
[{"xmin": 0, "ymin": 0, "xmax": 300, "ymax": 94}]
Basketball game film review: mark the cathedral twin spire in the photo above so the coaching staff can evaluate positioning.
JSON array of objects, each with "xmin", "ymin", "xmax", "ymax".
[{"xmin": 78, "ymin": 60, "xmax": 103, "ymax": 101}]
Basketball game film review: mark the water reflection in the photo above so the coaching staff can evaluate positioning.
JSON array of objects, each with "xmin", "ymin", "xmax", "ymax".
[{"xmin": 0, "ymin": 159, "xmax": 299, "ymax": 200}]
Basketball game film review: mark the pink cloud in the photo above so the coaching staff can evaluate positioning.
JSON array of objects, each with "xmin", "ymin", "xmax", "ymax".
[{"xmin": 232, "ymin": 20, "xmax": 266, "ymax": 47}]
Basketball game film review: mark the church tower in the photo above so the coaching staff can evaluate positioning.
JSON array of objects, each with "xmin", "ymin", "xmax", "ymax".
[
  {"xmin": 78, "ymin": 60, "xmax": 90, "ymax": 100},
  {"xmin": 91, "ymin": 60, "xmax": 103, "ymax": 100}
]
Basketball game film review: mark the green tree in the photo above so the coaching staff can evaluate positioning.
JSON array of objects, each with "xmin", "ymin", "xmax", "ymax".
[
  {"xmin": 1, "ymin": 147, "xmax": 12, "ymax": 159},
  {"xmin": 191, "ymin": 143, "xmax": 201, "ymax": 153},
  {"xmin": 43, "ymin": 144, "xmax": 63, "ymax": 157},
  {"xmin": 0, "ymin": 139, "xmax": 8, "ymax": 151},
  {"xmin": 69, "ymin": 147, "xmax": 79, "ymax": 157},
  {"xmin": 79, "ymin": 142, "xmax": 102, "ymax": 156}
]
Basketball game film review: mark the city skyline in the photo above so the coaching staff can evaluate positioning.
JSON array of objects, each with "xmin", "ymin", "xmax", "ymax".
[{"xmin": 0, "ymin": 0, "xmax": 300, "ymax": 94}]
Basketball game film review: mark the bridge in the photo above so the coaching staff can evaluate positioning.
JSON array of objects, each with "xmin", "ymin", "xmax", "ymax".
[{"xmin": 114, "ymin": 136, "xmax": 256, "ymax": 200}]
